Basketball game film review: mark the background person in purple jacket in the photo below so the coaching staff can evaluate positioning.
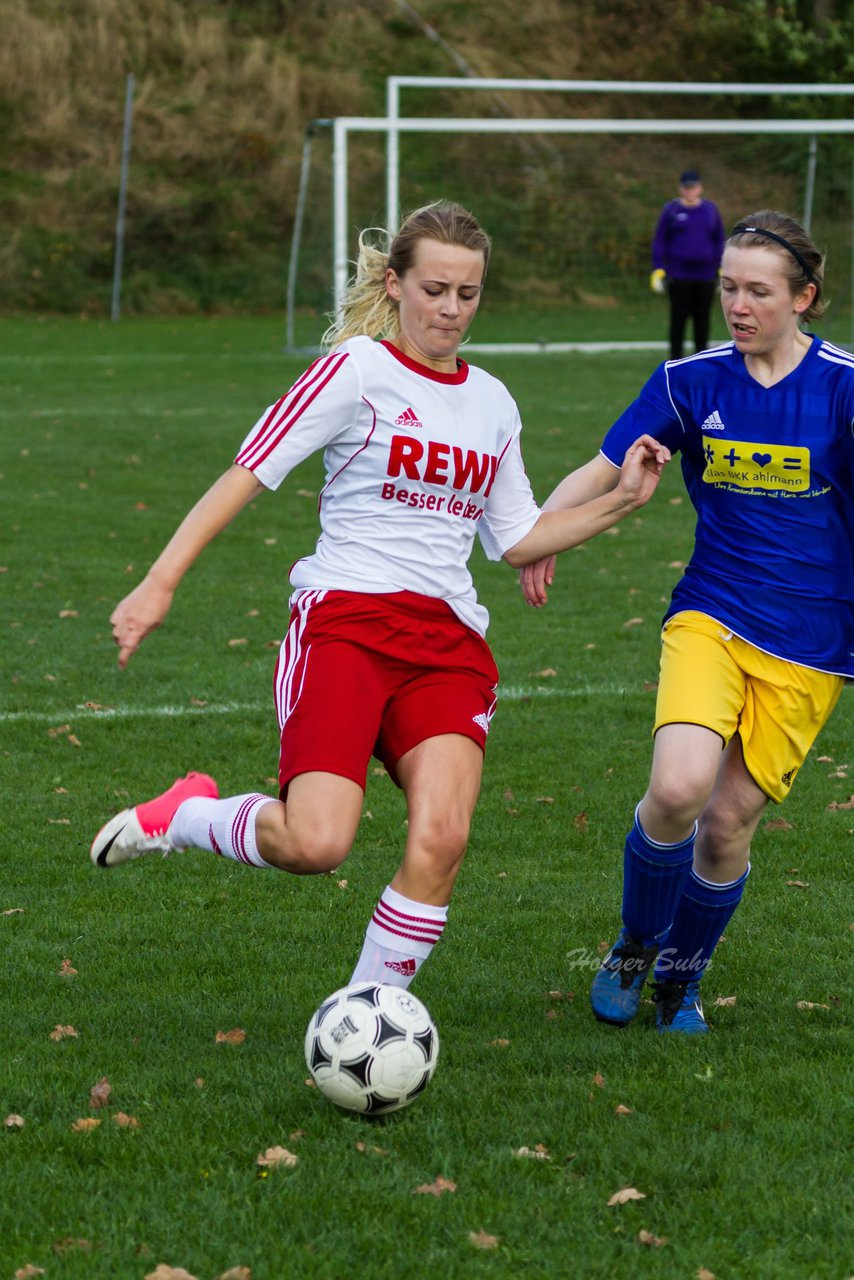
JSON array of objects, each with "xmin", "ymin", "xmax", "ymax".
[{"xmin": 650, "ymin": 169, "xmax": 725, "ymax": 359}]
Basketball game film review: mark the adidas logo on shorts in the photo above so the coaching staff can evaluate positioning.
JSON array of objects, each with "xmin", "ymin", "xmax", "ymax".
[{"xmin": 472, "ymin": 712, "xmax": 491, "ymax": 734}]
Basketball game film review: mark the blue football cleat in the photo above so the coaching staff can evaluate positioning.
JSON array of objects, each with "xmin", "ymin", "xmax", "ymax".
[
  {"xmin": 590, "ymin": 929, "xmax": 659, "ymax": 1026},
  {"xmin": 653, "ymin": 979, "xmax": 709, "ymax": 1034}
]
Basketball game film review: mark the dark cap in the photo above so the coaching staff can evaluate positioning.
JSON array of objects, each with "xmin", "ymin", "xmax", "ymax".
[{"xmin": 679, "ymin": 169, "xmax": 701, "ymax": 185}]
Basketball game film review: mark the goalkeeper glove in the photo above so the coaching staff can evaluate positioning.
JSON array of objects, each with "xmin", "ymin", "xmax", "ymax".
[{"xmin": 650, "ymin": 268, "xmax": 666, "ymax": 295}]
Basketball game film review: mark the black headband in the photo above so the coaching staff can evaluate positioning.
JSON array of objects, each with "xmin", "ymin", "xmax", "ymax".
[{"xmin": 730, "ymin": 223, "xmax": 816, "ymax": 284}]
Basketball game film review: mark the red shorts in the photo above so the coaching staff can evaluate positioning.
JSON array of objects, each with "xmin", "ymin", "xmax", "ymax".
[{"xmin": 273, "ymin": 589, "xmax": 499, "ymax": 795}]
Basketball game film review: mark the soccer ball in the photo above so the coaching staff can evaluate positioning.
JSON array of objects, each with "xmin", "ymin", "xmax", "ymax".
[{"xmin": 304, "ymin": 982, "xmax": 439, "ymax": 1115}]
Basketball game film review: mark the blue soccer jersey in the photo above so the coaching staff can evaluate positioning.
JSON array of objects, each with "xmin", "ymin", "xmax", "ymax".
[{"xmin": 601, "ymin": 336, "xmax": 854, "ymax": 677}]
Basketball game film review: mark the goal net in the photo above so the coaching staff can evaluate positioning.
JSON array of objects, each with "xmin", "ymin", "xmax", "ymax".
[{"xmin": 287, "ymin": 82, "xmax": 854, "ymax": 351}]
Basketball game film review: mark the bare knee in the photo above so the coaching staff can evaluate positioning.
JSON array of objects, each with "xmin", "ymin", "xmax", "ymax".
[
  {"xmin": 643, "ymin": 771, "xmax": 712, "ymax": 833},
  {"xmin": 697, "ymin": 800, "xmax": 759, "ymax": 866},
  {"xmin": 257, "ymin": 810, "xmax": 355, "ymax": 874},
  {"xmin": 409, "ymin": 812, "xmax": 471, "ymax": 875}
]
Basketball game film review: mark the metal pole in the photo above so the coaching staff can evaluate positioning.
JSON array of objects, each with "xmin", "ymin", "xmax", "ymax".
[
  {"xmin": 284, "ymin": 120, "xmax": 331, "ymax": 350},
  {"xmin": 803, "ymin": 134, "xmax": 817, "ymax": 230},
  {"xmin": 111, "ymin": 73, "xmax": 135, "ymax": 322},
  {"xmin": 333, "ymin": 118, "xmax": 349, "ymax": 318},
  {"xmin": 386, "ymin": 79, "xmax": 400, "ymax": 236}
]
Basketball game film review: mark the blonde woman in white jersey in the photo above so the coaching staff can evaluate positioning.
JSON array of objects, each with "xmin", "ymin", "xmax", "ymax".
[{"xmin": 91, "ymin": 201, "xmax": 668, "ymax": 993}]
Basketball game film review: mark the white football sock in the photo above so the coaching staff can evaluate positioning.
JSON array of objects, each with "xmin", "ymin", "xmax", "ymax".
[
  {"xmin": 349, "ymin": 885, "xmax": 448, "ymax": 989},
  {"xmin": 169, "ymin": 794, "xmax": 273, "ymax": 868}
]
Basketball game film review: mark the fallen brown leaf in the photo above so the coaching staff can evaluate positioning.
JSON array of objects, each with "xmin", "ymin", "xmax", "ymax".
[
  {"xmin": 113, "ymin": 1112, "xmax": 141, "ymax": 1129},
  {"xmin": 215, "ymin": 1028, "xmax": 245, "ymax": 1045},
  {"xmin": 696, "ymin": 1269, "xmax": 716, "ymax": 1280},
  {"xmin": 256, "ymin": 1146, "xmax": 298, "ymax": 1169},
  {"xmin": 574, "ymin": 811, "xmax": 589, "ymax": 832},
  {"xmin": 714, "ymin": 995, "xmax": 737, "ymax": 1007},
  {"xmin": 614, "ymin": 1104, "xmax": 633, "ymax": 1117},
  {"xmin": 48, "ymin": 724, "xmax": 71, "ymax": 738},
  {"xmin": 638, "ymin": 1229, "xmax": 667, "ymax": 1247},
  {"xmin": 764, "ymin": 818, "xmax": 793, "ymax": 831},
  {"xmin": 67, "ymin": 734, "xmax": 82, "ymax": 747},
  {"xmin": 89, "ymin": 1076, "xmax": 112, "ymax": 1109},
  {"xmin": 623, "ymin": 616, "xmax": 644, "ymax": 628},
  {"xmin": 71, "ymin": 1118, "xmax": 101, "ymax": 1132},
  {"xmin": 2, "ymin": 908, "xmax": 24, "ymax": 915},
  {"xmin": 592, "ymin": 1072, "xmax": 605, "ymax": 1089},
  {"xmin": 786, "ymin": 880, "xmax": 810, "ymax": 889},
  {"xmin": 533, "ymin": 667, "xmax": 557, "ymax": 677},
  {"xmin": 52, "ymin": 1238, "xmax": 92, "ymax": 1255},
  {"xmin": 827, "ymin": 796, "xmax": 854, "ymax": 810},
  {"xmin": 412, "ymin": 1175, "xmax": 457, "ymax": 1196},
  {"xmin": 796, "ymin": 1000, "xmax": 830, "ymax": 1011},
  {"xmin": 513, "ymin": 1144, "xmax": 551, "ymax": 1161},
  {"xmin": 14, "ymin": 1267, "xmax": 45, "ymax": 1279},
  {"xmin": 490, "ymin": 1038, "xmax": 510, "ymax": 1047},
  {"xmin": 50, "ymin": 1024, "xmax": 78, "ymax": 1041},
  {"xmin": 608, "ymin": 1186, "xmax": 646, "ymax": 1206},
  {"xmin": 468, "ymin": 1231, "xmax": 499, "ymax": 1251},
  {"xmin": 58, "ymin": 609, "xmax": 79, "ymax": 618},
  {"xmin": 355, "ymin": 1141, "xmax": 388, "ymax": 1156},
  {"xmin": 58, "ymin": 958, "xmax": 78, "ymax": 976},
  {"xmin": 217, "ymin": 1269, "xmax": 251, "ymax": 1280},
  {"xmin": 227, "ymin": 637, "xmax": 248, "ymax": 648},
  {"xmin": 5, "ymin": 1114, "xmax": 25, "ymax": 1128},
  {"xmin": 145, "ymin": 1268, "xmax": 200, "ymax": 1280}
]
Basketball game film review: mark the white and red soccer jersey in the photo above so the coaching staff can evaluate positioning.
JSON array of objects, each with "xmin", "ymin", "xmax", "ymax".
[{"xmin": 234, "ymin": 337, "xmax": 540, "ymax": 635}]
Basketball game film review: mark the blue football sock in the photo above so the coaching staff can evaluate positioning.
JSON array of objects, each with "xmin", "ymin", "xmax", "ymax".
[
  {"xmin": 655, "ymin": 864, "xmax": 750, "ymax": 984},
  {"xmin": 621, "ymin": 806, "xmax": 697, "ymax": 947}
]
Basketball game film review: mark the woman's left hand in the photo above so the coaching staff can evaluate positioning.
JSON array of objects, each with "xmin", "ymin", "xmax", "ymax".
[{"xmin": 616, "ymin": 435, "xmax": 671, "ymax": 509}]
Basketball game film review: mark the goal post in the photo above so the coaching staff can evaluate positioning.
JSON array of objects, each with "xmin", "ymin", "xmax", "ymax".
[
  {"xmin": 284, "ymin": 80, "xmax": 854, "ymax": 352},
  {"xmin": 384, "ymin": 77, "xmax": 854, "ymax": 235}
]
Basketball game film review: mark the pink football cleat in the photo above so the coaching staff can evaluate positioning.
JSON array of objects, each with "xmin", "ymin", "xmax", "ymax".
[{"xmin": 90, "ymin": 772, "xmax": 219, "ymax": 868}]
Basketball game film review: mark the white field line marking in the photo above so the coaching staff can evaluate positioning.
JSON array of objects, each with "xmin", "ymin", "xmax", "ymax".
[
  {"xmin": 1, "ymin": 684, "xmax": 647, "ymax": 724},
  {"xmin": 5, "ymin": 406, "xmax": 209, "ymax": 419}
]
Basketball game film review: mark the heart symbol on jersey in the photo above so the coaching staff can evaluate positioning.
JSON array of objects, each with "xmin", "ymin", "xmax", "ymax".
[{"xmin": 752, "ymin": 452, "xmax": 772, "ymax": 468}]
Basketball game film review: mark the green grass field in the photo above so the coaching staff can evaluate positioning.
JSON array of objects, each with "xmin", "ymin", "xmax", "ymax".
[{"xmin": 1, "ymin": 315, "xmax": 852, "ymax": 1280}]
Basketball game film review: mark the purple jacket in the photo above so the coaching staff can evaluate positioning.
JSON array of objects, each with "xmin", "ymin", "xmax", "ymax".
[{"xmin": 651, "ymin": 199, "xmax": 725, "ymax": 281}]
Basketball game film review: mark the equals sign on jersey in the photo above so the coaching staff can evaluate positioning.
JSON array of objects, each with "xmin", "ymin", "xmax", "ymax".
[{"xmin": 394, "ymin": 407, "xmax": 423, "ymax": 428}]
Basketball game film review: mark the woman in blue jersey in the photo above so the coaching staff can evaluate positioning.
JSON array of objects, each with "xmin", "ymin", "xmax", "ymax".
[{"xmin": 522, "ymin": 210, "xmax": 853, "ymax": 1034}]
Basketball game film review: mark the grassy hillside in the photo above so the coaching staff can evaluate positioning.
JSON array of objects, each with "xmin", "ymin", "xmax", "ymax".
[{"xmin": 2, "ymin": 0, "xmax": 853, "ymax": 316}]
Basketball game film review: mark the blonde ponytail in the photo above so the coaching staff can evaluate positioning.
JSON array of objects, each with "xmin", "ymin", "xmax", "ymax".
[{"xmin": 321, "ymin": 228, "xmax": 399, "ymax": 350}]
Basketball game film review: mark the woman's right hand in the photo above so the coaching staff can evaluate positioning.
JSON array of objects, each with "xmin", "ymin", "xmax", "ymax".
[
  {"xmin": 111, "ymin": 576, "xmax": 175, "ymax": 669},
  {"xmin": 519, "ymin": 554, "xmax": 557, "ymax": 607}
]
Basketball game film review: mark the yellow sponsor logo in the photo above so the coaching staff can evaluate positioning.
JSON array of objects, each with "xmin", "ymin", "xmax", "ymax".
[{"xmin": 701, "ymin": 436, "xmax": 810, "ymax": 492}]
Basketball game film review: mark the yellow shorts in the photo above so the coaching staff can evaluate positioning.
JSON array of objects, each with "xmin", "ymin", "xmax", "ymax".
[{"xmin": 654, "ymin": 611, "xmax": 844, "ymax": 803}]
